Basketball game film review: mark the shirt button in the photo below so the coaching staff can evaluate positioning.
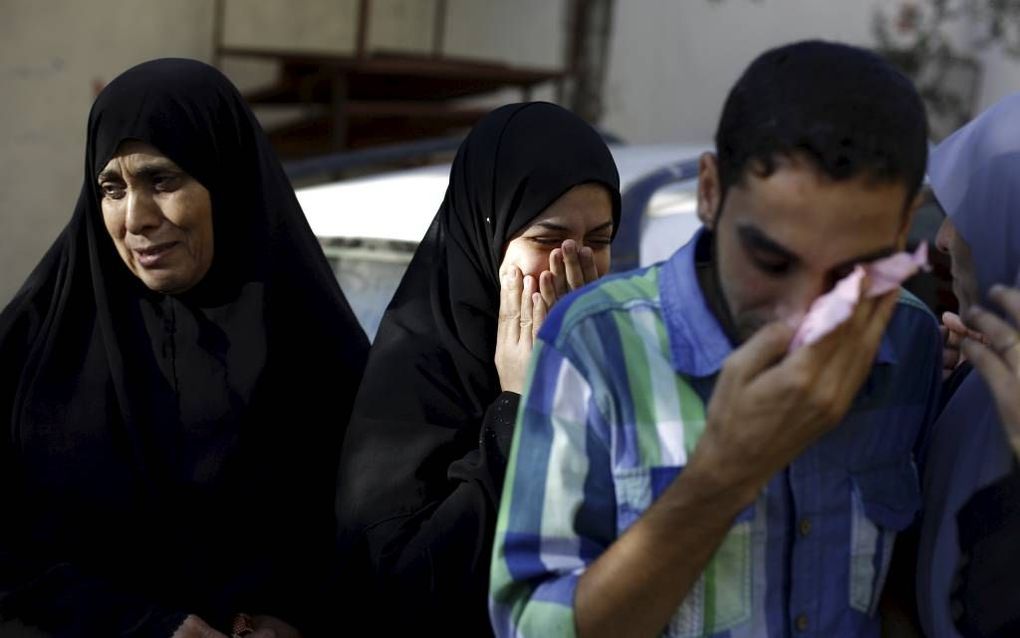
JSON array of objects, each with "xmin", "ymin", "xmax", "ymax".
[
  {"xmin": 795, "ymin": 614, "xmax": 809, "ymax": 632},
  {"xmin": 798, "ymin": 518, "xmax": 812, "ymax": 536}
]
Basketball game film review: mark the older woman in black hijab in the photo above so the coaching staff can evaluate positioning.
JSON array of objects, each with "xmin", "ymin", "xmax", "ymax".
[
  {"xmin": 337, "ymin": 102, "xmax": 621, "ymax": 635},
  {"xmin": 0, "ymin": 59, "xmax": 369, "ymax": 637}
]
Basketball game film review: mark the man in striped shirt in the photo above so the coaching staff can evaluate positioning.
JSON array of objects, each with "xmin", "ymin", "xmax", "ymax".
[{"xmin": 490, "ymin": 41, "xmax": 940, "ymax": 637}]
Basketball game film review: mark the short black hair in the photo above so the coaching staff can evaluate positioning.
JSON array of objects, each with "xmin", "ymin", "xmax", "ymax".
[{"xmin": 715, "ymin": 40, "xmax": 928, "ymax": 206}]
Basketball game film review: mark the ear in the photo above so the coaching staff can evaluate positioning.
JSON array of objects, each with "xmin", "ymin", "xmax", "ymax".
[
  {"xmin": 697, "ymin": 152, "xmax": 723, "ymax": 231},
  {"xmin": 895, "ymin": 188, "xmax": 927, "ymax": 249}
]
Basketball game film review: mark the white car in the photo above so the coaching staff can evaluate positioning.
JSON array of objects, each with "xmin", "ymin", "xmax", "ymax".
[{"xmin": 297, "ymin": 144, "xmax": 710, "ymax": 339}]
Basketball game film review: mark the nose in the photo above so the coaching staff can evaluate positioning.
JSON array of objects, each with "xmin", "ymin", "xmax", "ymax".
[
  {"xmin": 782, "ymin": 274, "xmax": 831, "ymax": 320},
  {"xmin": 934, "ymin": 217, "xmax": 955, "ymax": 255},
  {"xmin": 124, "ymin": 189, "xmax": 162, "ymax": 235}
]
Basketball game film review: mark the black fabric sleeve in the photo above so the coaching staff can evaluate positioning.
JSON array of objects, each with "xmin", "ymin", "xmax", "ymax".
[
  {"xmin": 355, "ymin": 391, "xmax": 521, "ymax": 636},
  {"xmin": 951, "ymin": 467, "xmax": 1020, "ymax": 638}
]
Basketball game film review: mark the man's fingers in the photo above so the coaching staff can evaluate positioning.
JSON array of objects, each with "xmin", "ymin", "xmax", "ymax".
[
  {"xmin": 811, "ymin": 289, "xmax": 899, "ymax": 402},
  {"xmin": 562, "ymin": 239, "xmax": 586, "ymax": 290},
  {"xmin": 580, "ymin": 245, "xmax": 599, "ymax": 283},
  {"xmin": 723, "ymin": 321, "xmax": 795, "ymax": 383}
]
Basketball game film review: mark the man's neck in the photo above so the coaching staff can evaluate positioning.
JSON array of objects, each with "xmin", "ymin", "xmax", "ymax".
[{"xmin": 694, "ymin": 231, "xmax": 742, "ymax": 346}]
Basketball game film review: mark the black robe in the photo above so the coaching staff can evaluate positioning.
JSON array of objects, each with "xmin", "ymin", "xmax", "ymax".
[
  {"xmin": 952, "ymin": 466, "xmax": 1020, "ymax": 638},
  {"xmin": 0, "ymin": 59, "xmax": 369, "ymax": 637},
  {"xmin": 336, "ymin": 102, "xmax": 621, "ymax": 635}
]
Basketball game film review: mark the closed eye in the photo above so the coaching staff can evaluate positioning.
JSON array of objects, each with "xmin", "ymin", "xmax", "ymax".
[
  {"xmin": 752, "ymin": 253, "xmax": 792, "ymax": 276},
  {"xmin": 528, "ymin": 236, "xmax": 565, "ymax": 246}
]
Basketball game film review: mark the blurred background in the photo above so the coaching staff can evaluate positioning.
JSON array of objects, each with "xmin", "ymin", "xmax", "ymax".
[{"xmin": 3, "ymin": 0, "xmax": 1020, "ymax": 315}]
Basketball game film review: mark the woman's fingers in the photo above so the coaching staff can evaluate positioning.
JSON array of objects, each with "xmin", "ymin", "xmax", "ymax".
[
  {"xmin": 532, "ymin": 292, "xmax": 548, "ymax": 341},
  {"xmin": 539, "ymin": 270, "xmax": 557, "ymax": 309},
  {"xmin": 500, "ymin": 267, "xmax": 523, "ymax": 344},
  {"xmin": 562, "ymin": 240, "xmax": 586, "ymax": 290},
  {"xmin": 965, "ymin": 305, "xmax": 1020, "ymax": 371},
  {"xmin": 962, "ymin": 336, "xmax": 1020, "ymax": 451},
  {"xmin": 580, "ymin": 245, "xmax": 599, "ymax": 284},
  {"xmin": 989, "ymin": 285, "xmax": 1020, "ymax": 328},
  {"xmin": 520, "ymin": 275, "xmax": 536, "ymax": 347},
  {"xmin": 550, "ymin": 249, "xmax": 568, "ymax": 298},
  {"xmin": 944, "ymin": 310, "xmax": 986, "ymax": 344}
]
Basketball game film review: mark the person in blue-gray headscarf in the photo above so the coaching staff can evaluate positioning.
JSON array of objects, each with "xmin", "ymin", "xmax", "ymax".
[{"xmin": 918, "ymin": 91, "xmax": 1020, "ymax": 638}]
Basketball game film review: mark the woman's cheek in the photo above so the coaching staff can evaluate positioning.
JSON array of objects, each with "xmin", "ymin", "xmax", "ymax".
[{"xmin": 502, "ymin": 244, "xmax": 549, "ymax": 279}]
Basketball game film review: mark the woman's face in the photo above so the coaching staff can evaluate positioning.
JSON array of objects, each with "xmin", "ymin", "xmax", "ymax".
[
  {"xmin": 97, "ymin": 140, "xmax": 214, "ymax": 294},
  {"xmin": 935, "ymin": 215, "xmax": 980, "ymax": 315},
  {"xmin": 500, "ymin": 183, "xmax": 614, "ymax": 278}
]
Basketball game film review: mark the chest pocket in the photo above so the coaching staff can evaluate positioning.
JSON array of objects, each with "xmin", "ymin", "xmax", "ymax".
[
  {"xmin": 614, "ymin": 465, "xmax": 753, "ymax": 637},
  {"xmin": 848, "ymin": 458, "xmax": 921, "ymax": 615}
]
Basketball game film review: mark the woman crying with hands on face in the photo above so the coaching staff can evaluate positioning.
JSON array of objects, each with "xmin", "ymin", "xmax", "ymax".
[{"xmin": 335, "ymin": 102, "xmax": 621, "ymax": 636}]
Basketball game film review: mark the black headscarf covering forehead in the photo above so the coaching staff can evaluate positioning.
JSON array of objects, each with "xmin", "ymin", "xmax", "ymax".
[
  {"xmin": 0, "ymin": 58, "xmax": 368, "ymax": 634},
  {"xmin": 339, "ymin": 102, "xmax": 620, "ymax": 536}
]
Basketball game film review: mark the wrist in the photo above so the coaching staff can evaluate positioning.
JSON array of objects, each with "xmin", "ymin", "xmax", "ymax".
[{"xmin": 684, "ymin": 429, "xmax": 765, "ymax": 510}]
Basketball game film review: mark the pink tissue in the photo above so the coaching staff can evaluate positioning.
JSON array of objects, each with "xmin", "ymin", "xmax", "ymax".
[{"xmin": 789, "ymin": 242, "xmax": 929, "ymax": 351}]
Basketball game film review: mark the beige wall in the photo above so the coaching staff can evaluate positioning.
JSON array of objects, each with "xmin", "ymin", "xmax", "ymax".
[
  {"xmin": 1, "ymin": 0, "xmax": 215, "ymax": 305},
  {"xmin": 601, "ymin": 0, "xmax": 885, "ymax": 144}
]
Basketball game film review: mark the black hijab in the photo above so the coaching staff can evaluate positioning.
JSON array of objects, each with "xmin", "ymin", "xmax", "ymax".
[
  {"xmin": 336, "ymin": 102, "xmax": 620, "ymax": 631},
  {"xmin": 0, "ymin": 59, "xmax": 368, "ymax": 636}
]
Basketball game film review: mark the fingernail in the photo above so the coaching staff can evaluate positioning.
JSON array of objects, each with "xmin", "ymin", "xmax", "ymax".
[{"xmin": 990, "ymin": 284, "xmax": 1006, "ymax": 296}]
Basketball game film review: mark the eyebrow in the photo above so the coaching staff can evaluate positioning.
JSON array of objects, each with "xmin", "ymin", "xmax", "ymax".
[
  {"xmin": 530, "ymin": 220, "xmax": 614, "ymax": 234},
  {"xmin": 830, "ymin": 246, "xmax": 898, "ymax": 273},
  {"xmin": 96, "ymin": 160, "xmax": 181, "ymax": 183},
  {"xmin": 738, "ymin": 223, "xmax": 898, "ymax": 272},
  {"xmin": 738, "ymin": 224, "xmax": 798, "ymax": 263}
]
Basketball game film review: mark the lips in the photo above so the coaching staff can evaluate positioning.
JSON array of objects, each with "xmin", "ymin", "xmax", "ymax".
[{"xmin": 133, "ymin": 241, "xmax": 179, "ymax": 268}]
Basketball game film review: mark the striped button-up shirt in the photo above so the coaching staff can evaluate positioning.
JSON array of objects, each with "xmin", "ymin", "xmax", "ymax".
[{"xmin": 490, "ymin": 231, "xmax": 941, "ymax": 637}]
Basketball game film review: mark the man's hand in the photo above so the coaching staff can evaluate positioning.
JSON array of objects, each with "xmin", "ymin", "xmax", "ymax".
[{"xmin": 696, "ymin": 282, "xmax": 901, "ymax": 499}]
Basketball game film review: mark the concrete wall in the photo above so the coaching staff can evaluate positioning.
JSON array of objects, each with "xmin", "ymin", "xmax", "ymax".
[
  {"xmin": 601, "ymin": 0, "xmax": 885, "ymax": 144},
  {"xmin": 1, "ymin": 0, "xmax": 215, "ymax": 305}
]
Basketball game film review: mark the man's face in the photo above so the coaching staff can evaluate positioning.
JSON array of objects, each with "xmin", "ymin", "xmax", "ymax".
[{"xmin": 697, "ymin": 152, "xmax": 917, "ymax": 342}]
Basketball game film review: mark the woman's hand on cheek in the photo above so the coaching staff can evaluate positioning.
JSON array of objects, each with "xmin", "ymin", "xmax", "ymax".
[{"xmin": 496, "ymin": 267, "xmax": 549, "ymax": 394}]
